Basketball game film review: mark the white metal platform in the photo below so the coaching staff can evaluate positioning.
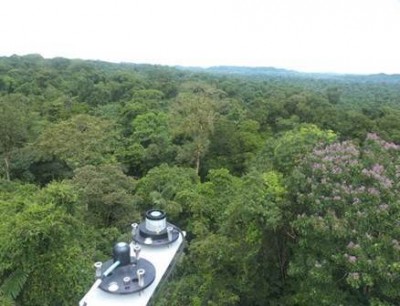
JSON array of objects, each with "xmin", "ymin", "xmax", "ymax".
[{"xmin": 79, "ymin": 234, "xmax": 184, "ymax": 306}]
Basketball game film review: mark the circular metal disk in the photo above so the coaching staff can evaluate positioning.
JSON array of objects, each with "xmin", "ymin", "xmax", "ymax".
[
  {"xmin": 99, "ymin": 258, "xmax": 156, "ymax": 294},
  {"xmin": 134, "ymin": 223, "xmax": 180, "ymax": 246}
]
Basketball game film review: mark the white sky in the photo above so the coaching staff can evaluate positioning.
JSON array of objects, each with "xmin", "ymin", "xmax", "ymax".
[{"xmin": 1, "ymin": 0, "xmax": 400, "ymax": 74}]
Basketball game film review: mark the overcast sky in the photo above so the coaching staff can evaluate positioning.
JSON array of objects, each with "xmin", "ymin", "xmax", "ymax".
[{"xmin": 1, "ymin": 0, "xmax": 399, "ymax": 74}]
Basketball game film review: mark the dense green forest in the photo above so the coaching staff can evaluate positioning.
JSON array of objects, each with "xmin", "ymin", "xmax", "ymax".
[{"xmin": 1, "ymin": 54, "xmax": 400, "ymax": 305}]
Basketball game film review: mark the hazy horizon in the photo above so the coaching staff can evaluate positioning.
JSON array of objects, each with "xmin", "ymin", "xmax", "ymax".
[{"xmin": 1, "ymin": 0, "xmax": 400, "ymax": 75}]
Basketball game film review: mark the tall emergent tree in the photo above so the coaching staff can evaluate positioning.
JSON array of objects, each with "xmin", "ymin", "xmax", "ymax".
[{"xmin": 169, "ymin": 91, "xmax": 218, "ymax": 175}]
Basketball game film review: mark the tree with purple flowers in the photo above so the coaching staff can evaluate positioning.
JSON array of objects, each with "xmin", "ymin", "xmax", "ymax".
[{"xmin": 288, "ymin": 134, "xmax": 400, "ymax": 305}]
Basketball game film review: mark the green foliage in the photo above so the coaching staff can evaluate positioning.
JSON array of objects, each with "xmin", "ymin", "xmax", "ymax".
[
  {"xmin": 376, "ymin": 107, "xmax": 400, "ymax": 142},
  {"xmin": 206, "ymin": 117, "xmax": 263, "ymax": 175},
  {"xmin": 0, "ymin": 269, "xmax": 28, "ymax": 300},
  {"xmin": 273, "ymin": 124, "xmax": 337, "ymax": 174},
  {"xmin": 123, "ymin": 112, "xmax": 174, "ymax": 175},
  {"xmin": 72, "ymin": 164, "xmax": 138, "ymax": 228},
  {"xmin": 0, "ymin": 94, "xmax": 32, "ymax": 180},
  {"xmin": 134, "ymin": 164, "xmax": 199, "ymax": 223},
  {"xmin": 0, "ymin": 186, "xmax": 94, "ymax": 305},
  {"xmin": 169, "ymin": 88, "xmax": 219, "ymax": 174},
  {"xmin": 2, "ymin": 55, "xmax": 400, "ymax": 305},
  {"xmin": 334, "ymin": 110, "xmax": 375, "ymax": 140},
  {"xmin": 164, "ymin": 169, "xmax": 287, "ymax": 305},
  {"xmin": 36, "ymin": 114, "xmax": 117, "ymax": 169},
  {"xmin": 36, "ymin": 180, "xmax": 79, "ymax": 215}
]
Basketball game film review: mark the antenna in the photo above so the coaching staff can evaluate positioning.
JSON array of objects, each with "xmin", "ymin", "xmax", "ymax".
[{"xmin": 79, "ymin": 209, "xmax": 185, "ymax": 306}]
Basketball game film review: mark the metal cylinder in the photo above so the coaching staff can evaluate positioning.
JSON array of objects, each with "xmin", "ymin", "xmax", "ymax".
[
  {"xmin": 94, "ymin": 262, "xmax": 102, "ymax": 279},
  {"xmin": 123, "ymin": 276, "xmax": 131, "ymax": 286},
  {"xmin": 102, "ymin": 260, "xmax": 120, "ymax": 278},
  {"xmin": 133, "ymin": 245, "xmax": 141, "ymax": 261},
  {"xmin": 137, "ymin": 268, "xmax": 145, "ymax": 287},
  {"xmin": 167, "ymin": 226, "xmax": 174, "ymax": 241},
  {"xmin": 145, "ymin": 210, "xmax": 167, "ymax": 232},
  {"xmin": 131, "ymin": 223, "xmax": 138, "ymax": 239}
]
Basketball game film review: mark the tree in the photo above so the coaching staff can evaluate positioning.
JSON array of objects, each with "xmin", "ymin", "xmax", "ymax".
[
  {"xmin": 0, "ymin": 182, "xmax": 94, "ymax": 306},
  {"xmin": 376, "ymin": 107, "xmax": 400, "ymax": 143},
  {"xmin": 72, "ymin": 164, "xmax": 137, "ymax": 228},
  {"xmin": 287, "ymin": 135, "xmax": 400, "ymax": 305},
  {"xmin": 286, "ymin": 91, "xmax": 335, "ymax": 128},
  {"xmin": 134, "ymin": 164, "xmax": 199, "ymax": 224},
  {"xmin": 36, "ymin": 180, "xmax": 79, "ymax": 215},
  {"xmin": 206, "ymin": 117, "xmax": 263, "ymax": 175},
  {"xmin": 333, "ymin": 110, "xmax": 375, "ymax": 140},
  {"xmin": 169, "ymin": 91, "xmax": 218, "ymax": 175},
  {"xmin": 118, "ymin": 112, "xmax": 175, "ymax": 176},
  {"xmin": 35, "ymin": 114, "xmax": 117, "ymax": 169},
  {"xmin": 0, "ymin": 95, "xmax": 31, "ymax": 180},
  {"xmin": 161, "ymin": 169, "xmax": 287, "ymax": 305},
  {"xmin": 271, "ymin": 124, "xmax": 337, "ymax": 174},
  {"xmin": 326, "ymin": 86, "xmax": 341, "ymax": 104}
]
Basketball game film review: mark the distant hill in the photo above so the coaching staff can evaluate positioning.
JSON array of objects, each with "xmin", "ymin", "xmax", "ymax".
[
  {"xmin": 175, "ymin": 65, "xmax": 299, "ymax": 77},
  {"xmin": 205, "ymin": 66, "xmax": 299, "ymax": 76},
  {"xmin": 177, "ymin": 65, "xmax": 400, "ymax": 84}
]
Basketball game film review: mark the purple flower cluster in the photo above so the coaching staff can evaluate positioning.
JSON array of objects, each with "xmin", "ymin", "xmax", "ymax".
[
  {"xmin": 300, "ymin": 135, "xmax": 398, "ymax": 232},
  {"xmin": 392, "ymin": 239, "xmax": 400, "ymax": 251},
  {"xmin": 293, "ymin": 135, "xmax": 400, "ymax": 297},
  {"xmin": 312, "ymin": 163, "xmax": 325, "ymax": 171},
  {"xmin": 347, "ymin": 241, "xmax": 360, "ymax": 249},
  {"xmin": 367, "ymin": 133, "xmax": 400, "ymax": 150},
  {"xmin": 314, "ymin": 142, "xmax": 359, "ymax": 167},
  {"xmin": 306, "ymin": 138, "xmax": 399, "ymax": 212},
  {"xmin": 306, "ymin": 142, "xmax": 366, "ymax": 208},
  {"xmin": 309, "ymin": 142, "xmax": 360, "ymax": 188},
  {"xmin": 367, "ymin": 187, "xmax": 380, "ymax": 196},
  {"xmin": 366, "ymin": 133, "xmax": 380, "ymax": 141},
  {"xmin": 344, "ymin": 253, "xmax": 358, "ymax": 263},
  {"xmin": 361, "ymin": 164, "xmax": 393, "ymax": 189}
]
